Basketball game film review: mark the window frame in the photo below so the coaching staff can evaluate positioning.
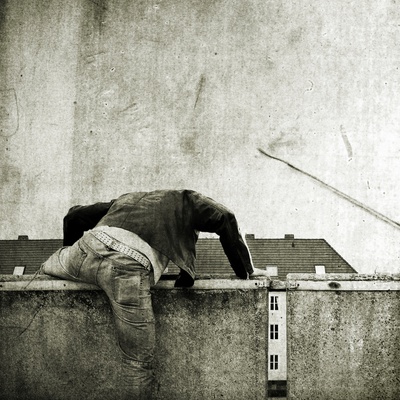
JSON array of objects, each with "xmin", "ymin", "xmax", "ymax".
[
  {"xmin": 269, "ymin": 354, "xmax": 279, "ymax": 370},
  {"xmin": 270, "ymin": 324, "xmax": 279, "ymax": 340},
  {"xmin": 270, "ymin": 295, "xmax": 279, "ymax": 311}
]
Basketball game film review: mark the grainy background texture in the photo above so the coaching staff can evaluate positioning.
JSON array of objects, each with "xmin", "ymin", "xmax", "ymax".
[{"xmin": 1, "ymin": 0, "xmax": 400, "ymax": 274}]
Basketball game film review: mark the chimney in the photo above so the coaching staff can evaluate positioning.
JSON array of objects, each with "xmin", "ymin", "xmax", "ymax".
[
  {"xmin": 284, "ymin": 234, "xmax": 294, "ymax": 239},
  {"xmin": 18, "ymin": 235, "xmax": 29, "ymax": 241},
  {"xmin": 245, "ymin": 234, "xmax": 255, "ymax": 240}
]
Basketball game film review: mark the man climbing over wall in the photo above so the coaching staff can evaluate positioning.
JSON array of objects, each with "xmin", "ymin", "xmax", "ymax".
[{"xmin": 41, "ymin": 189, "xmax": 269, "ymax": 399}]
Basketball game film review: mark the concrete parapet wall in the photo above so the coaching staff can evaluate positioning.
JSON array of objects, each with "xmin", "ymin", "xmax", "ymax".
[
  {"xmin": 0, "ymin": 275, "xmax": 268, "ymax": 400},
  {"xmin": 286, "ymin": 274, "xmax": 400, "ymax": 400},
  {"xmin": 1, "ymin": 274, "xmax": 400, "ymax": 399}
]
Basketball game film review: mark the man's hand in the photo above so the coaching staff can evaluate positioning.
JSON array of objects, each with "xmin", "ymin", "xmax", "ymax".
[
  {"xmin": 249, "ymin": 267, "xmax": 270, "ymax": 277},
  {"xmin": 174, "ymin": 269, "xmax": 195, "ymax": 287}
]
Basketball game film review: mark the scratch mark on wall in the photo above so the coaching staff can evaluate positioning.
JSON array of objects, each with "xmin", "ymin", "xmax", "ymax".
[
  {"xmin": 117, "ymin": 102, "xmax": 139, "ymax": 114},
  {"xmin": 0, "ymin": 88, "xmax": 19, "ymax": 138},
  {"xmin": 194, "ymin": 74, "xmax": 206, "ymax": 109},
  {"xmin": 340, "ymin": 125, "xmax": 353, "ymax": 161},
  {"xmin": 304, "ymin": 80, "xmax": 314, "ymax": 93}
]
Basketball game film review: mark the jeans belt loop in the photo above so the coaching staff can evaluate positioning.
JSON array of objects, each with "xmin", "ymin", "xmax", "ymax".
[{"xmin": 91, "ymin": 230, "xmax": 151, "ymax": 270}]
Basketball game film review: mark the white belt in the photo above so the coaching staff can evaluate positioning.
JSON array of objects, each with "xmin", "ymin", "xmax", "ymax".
[{"xmin": 91, "ymin": 230, "xmax": 151, "ymax": 270}]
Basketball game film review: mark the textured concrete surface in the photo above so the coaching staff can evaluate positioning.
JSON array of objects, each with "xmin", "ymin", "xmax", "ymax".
[
  {"xmin": 1, "ymin": 274, "xmax": 400, "ymax": 399},
  {"xmin": 1, "ymin": 0, "xmax": 400, "ymax": 274},
  {"xmin": 0, "ymin": 279, "xmax": 267, "ymax": 400},
  {"xmin": 0, "ymin": 290, "xmax": 122, "ymax": 400},
  {"xmin": 154, "ymin": 288, "xmax": 267, "ymax": 399},
  {"xmin": 287, "ymin": 275, "xmax": 400, "ymax": 400}
]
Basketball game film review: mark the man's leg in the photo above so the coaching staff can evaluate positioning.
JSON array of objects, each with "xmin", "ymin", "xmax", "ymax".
[
  {"xmin": 40, "ymin": 234, "xmax": 99, "ymax": 284},
  {"xmin": 41, "ymin": 243, "xmax": 88, "ymax": 281},
  {"xmin": 41, "ymin": 232, "xmax": 156, "ymax": 398},
  {"xmin": 97, "ymin": 260, "xmax": 156, "ymax": 400}
]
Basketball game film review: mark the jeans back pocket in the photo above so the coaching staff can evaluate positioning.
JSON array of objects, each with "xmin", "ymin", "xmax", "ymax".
[{"xmin": 112, "ymin": 268, "xmax": 141, "ymax": 307}]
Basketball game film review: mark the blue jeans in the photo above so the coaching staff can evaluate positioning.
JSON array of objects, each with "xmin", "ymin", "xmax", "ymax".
[{"xmin": 41, "ymin": 230, "xmax": 155, "ymax": 400}]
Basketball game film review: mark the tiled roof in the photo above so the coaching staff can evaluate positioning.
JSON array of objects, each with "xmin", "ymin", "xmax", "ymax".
[
  {"xmin": 0, "ymin": 235, "xmax": 356, "ymax": 277},
  {"xmin": 166, "ymin": 235, "xmax": 356, "ymax": 278},
  {"xmin": 0, "ymin": 238, "xmax": 63, "ymax": 275}
]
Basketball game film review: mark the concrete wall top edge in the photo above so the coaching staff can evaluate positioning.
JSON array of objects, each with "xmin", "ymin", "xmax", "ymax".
[
  {"xmin": 287, "ymin": 273, "xmax": 400, "ymax": 281},
  {"xmin": 0, "ymin": 274, "xmax": 270, "ymax": 291},
  {"xmin": 2, "ymin": 274, "xmax": 400, "ymax": 292},
  {"xmin": 287, "ymin": 273, "xmax": 400, "ymax": 291}
]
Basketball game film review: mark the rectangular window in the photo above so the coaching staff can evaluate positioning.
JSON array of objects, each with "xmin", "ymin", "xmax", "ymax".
[
  {"xmin": 315, "ymin": 265, "xmax": 326, "ymax": 274},
  {"xmin": 265, "ymin": 265, "xmax": 278, "ymax": 276},
  {"xmin": 270, "ymin": 324, "xmax": 279, "ymax": 340},
  {"xmin": 270, "ymin": 295, "xmax": 278, "ymax": 311},
  {"xmin": 270, "ymin": 354, "xmax": 279, "ymax": 370},
  {"xmin": 13, "ymin": 266, "xmax": 25, "ymax": 275}
]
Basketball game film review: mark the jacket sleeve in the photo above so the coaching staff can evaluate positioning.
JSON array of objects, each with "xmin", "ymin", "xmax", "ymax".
[
  {"xmin": 189, "ymin": 192, "xmax": 254, "ymax": 279},
  {"xmin": 63, "ymin": 201, "xmax": 114, "ymax": 246}
]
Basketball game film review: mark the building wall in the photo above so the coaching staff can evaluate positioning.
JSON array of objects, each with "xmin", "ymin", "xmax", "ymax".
[
  {"xmin": 0, "ymin": 278, "xmax": 268, "ymax": 400},
  {"xmin": 287, "ymin": 274, "xmax": 400, "ymax": 400},
  {"xmin": 268, "ymin": 291, "xmax": 287, "ymax": 381},
  {"xmin": 1, "ymin": 0, "xmax": 400, "ymax": 273}
]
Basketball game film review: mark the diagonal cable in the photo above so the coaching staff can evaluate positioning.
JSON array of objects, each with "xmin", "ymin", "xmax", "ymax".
[{"xmin": 258, "ymin": 147, "xmax": 400, "ymax": 230}]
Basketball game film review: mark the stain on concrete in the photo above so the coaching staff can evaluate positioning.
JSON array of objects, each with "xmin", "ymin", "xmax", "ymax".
[
  {"xmin": 265, "ymin": 55, "xmax": 275, "ymax": 70},
  {"xmin": 85, "ymin": 51, "xmax": 106, "ymax": 64},
  {"xmin": 0, "ymin": 89, "xmax": 19, "ymax": 137},
  {"xmin": 179, "ymin": 127, "xmax": 200, "ymax": 156},
  {"xmin": 0, "ymin": 165, "xmax": 21, "ymax": 202},
  {"xmin": 268, "ymin": 128, "xmax": 301, "ymax": 153},
  {"xmin": 89, "ymin": 0, "xmax": 108, "ymax": 11},
  {"xmin": 288, "ymin": 26, "xmax": 304, "ymax": 46}
]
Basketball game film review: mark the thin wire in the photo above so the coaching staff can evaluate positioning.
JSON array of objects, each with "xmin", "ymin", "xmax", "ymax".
[
  {"xmin": 257, "ymin": 147, "xmax": 400, "ymax": 230},
  {"xmin": 23, "ymin": 267, "xmax": 41, "ymax": 289}
]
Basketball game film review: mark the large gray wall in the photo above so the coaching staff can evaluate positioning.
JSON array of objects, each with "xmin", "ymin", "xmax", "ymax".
[
  {"xmin": 1, "ymin": 274, "xmax": 399, "ymax": 399},
  {"xmin": 0, "ymin": 279, "xmax": 267, "ymax": 400},
  {"xmin": 287, "ymin": 275, "xmax": 400, "ymax": 400},
  {"xmin": 1, "ymin": 0, "xmax": 400, "ymax": 273}
]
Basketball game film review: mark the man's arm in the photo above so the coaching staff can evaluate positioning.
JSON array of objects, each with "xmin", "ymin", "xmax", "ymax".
[{"xmin": 189, "ymin": 191, "xmax": 267, "ymax": 279}]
